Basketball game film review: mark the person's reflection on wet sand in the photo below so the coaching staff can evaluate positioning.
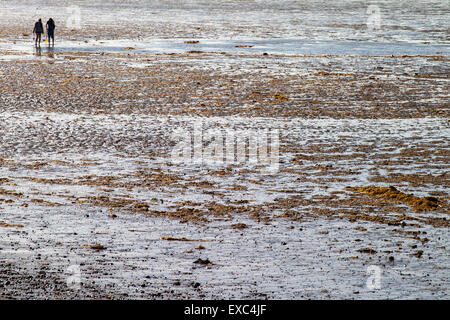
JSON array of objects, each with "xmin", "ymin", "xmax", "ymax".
[
  {"xmin": 46, "ymin": 45, "xmax": 55, "ymax": 59},
  {"xmin": 34, "ymin": 45, "xmax": 42, "ymax": 57}
]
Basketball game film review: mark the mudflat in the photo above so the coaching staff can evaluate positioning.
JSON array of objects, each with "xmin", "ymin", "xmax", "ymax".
[{"xmin": 0, "ymin": 0, "xmax": 448, "ymax": 299}]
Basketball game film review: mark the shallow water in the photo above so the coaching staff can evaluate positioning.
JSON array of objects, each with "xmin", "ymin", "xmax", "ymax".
[
  {"xmin": 1, "ymin": 0, "xmax": 448, "ymax": 57},
  {"xmin": 1, "ymin": 38, "xmax": 449, "ymax": 57},
  {"xmin": 1, "ymin": 0, "xmax": 449, "ymax": 42}
]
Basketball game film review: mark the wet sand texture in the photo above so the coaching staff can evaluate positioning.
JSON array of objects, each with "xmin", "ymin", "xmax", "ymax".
[{"xmin": 0, "ymin": 0, "xmax": 448, "ymax": 299}]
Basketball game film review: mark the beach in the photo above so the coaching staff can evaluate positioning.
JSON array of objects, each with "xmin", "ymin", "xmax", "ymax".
[{"xmin": 0, "ymin": 0, "xmax": 448, "ymax": 299}]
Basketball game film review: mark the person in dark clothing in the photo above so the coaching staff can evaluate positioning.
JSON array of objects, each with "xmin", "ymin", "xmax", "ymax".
[
  {"xmin": 33, "ymin": 19, "xmax": 44, "ymax": 46},
  {"xmin": 46, "ymin": 18, "xmax": 55, "ymax": 46}
]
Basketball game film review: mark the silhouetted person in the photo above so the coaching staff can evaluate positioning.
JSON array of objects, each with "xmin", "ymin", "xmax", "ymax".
[
  {"xmin": 33, "ymin": 19, "xmax": 44, "ymax": 46},
  {"xmin": 46, "ymin": 18, "xmax": 55, "ymax": 46}
]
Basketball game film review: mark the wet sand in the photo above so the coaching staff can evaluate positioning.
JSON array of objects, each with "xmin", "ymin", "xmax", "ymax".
[{"xmin": 0, "ymin": 0, "xmax": 449, "ymax": 299}]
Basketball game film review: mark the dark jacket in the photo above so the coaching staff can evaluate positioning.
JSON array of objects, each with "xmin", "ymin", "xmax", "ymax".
[
  {"xmin": 46, "ymin": 20, "xmax": 55, "ymax": 32},
  {"xmin": 33, "ymin": 21, "xmax": 44, "ymax": 34}
]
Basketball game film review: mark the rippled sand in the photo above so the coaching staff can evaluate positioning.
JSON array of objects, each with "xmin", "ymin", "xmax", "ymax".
[{"xmin": 0, "ymin": 0, "xmax": 448, "ymax": 299}]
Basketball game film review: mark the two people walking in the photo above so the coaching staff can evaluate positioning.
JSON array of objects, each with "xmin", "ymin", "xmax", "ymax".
[{"xmin": 33, "ymin": 18, "xmax": 56, "ymax": 46}]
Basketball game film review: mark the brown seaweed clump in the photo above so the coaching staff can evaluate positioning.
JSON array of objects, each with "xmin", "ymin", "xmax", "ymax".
[
  {"xmin": 0, "ymin": 221, "xmax": 24, "ymax": 228},
  {"xmin": 345, "ymin": 186, "xmax": 442, "ymax": 212},
  {"xmin": 81, "ymin": 244, "xmax": 107, "ymax": 250}
]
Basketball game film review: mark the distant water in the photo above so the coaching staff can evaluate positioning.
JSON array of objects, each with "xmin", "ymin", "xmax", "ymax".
[
  {"xmin": 1, "ymin": 0, "xmax": 449, "ymax": 43},
  {"xmin": 2, "ymin": 38, "xmax": 447, "ymax": 57},
  {"xmin": 0, "ymin": 0, "xmax": 448, "ymax": 58}
]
